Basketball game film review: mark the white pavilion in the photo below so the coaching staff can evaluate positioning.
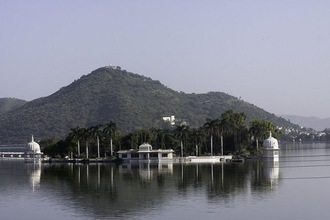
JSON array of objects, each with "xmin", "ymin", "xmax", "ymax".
[
  {"xmin": 117, "ymin": 143, "xmax": 174, "ymax": 162},
  {"xmin": 262, "ymin": 132, "xmax": 280, "ymax": 160},
  {"xmin": 26, "ymin": 136, "xmax": 43, "ymax": 158}
]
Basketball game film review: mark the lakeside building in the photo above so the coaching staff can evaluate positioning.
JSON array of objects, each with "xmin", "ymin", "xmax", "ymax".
[
  {"xmin": 0, "ymin": 136, "xmax": 43, "ymax": 159},
  {"xmin": 262, "ymin": 132, "xmax": 280, "ymax": 160},
  {"xmin": 26, "ymin": 136, "xmax": 43, "ymax": 158},
  {"xmin": 117, "ymin": 142, "xmax": 233, "ymax": 163},
  {"xmin": 117, "ymin": 143, "xmax": 174, "ymax": 162}
]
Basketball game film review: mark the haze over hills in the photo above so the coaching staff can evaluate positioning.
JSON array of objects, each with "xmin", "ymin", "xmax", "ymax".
[
  {"xmin": 0, "ymin": 66, "xmax": 295, "ymax": 144},
  {"xmin": 280, "ymin": 115, "xmax": 330, "ymax": 131}
]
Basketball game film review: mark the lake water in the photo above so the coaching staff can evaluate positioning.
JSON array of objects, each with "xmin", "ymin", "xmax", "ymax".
[{"xmin": 1, "ymin": 142, "xmax": 330, "ymax": 220}]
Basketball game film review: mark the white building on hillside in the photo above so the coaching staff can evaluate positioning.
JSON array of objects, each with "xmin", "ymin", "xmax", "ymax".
[{"xmin": 162, "ymin": 115, "xmax": 175, "ymax": 125}]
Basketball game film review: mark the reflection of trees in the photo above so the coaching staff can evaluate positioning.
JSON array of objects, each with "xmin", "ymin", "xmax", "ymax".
[
  {"xmin": 38, "ymin": 161, "xmax": 281, "ymax": 219},
  {"xmin": 175, "ymin": 163, "xmax": 252, "ymax": 201}
]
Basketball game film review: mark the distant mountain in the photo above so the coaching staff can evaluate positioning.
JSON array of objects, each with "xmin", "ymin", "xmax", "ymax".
[
  {"xmin": 280, "ymin": 115, "xmax": 330, "ymax": 131},
  {"xmin": 0, "ymin": 66, "xmax": 294, "ymax": 144},
  {"xmin": 0, "ymin": 98, "xmax": 27, "ymax": 115}
]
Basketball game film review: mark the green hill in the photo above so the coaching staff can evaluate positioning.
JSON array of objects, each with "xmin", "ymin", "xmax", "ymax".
[
  {"xmin": 0, "ymin": 66, "xmax": 293, "ymax": 144},
  {"xmin": 0, "ymin": 98, "xmax": 27, "ymax": 115}
]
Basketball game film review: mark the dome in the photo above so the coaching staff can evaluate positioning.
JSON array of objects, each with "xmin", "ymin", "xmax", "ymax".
[
  {"xmin": 28, "ymin": 136, "xmax": 41, "ymax": 154},
  {"xmin": 262, "ymin": 132, "xmax": 279, "ymax": 149},
  {"xmin": 138, "ymin": 143, "xmax": 153, "ymax": 152}
]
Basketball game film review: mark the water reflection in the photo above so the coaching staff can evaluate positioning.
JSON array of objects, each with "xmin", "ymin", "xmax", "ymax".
[
  {"xmin": 260, "ymin": 160, "xmax": 280, "ymax": 190},
  {"xmin": 0, "ymin": 159, "xmax": 282, "ymax": 219},
  {"xmin": 0, "ymin": 160, "xmax": 43, "ymax": 192},
  {"xmin": 119, "ymin": 162, "xmax": 174, "ymax": 181},
  {"xmin": 28, "ymin": 163, "xmax": 42, "ymax": 191},
  {"xmin": 41, "ymin": 161, "xmax": 280, "ymax": 217}
]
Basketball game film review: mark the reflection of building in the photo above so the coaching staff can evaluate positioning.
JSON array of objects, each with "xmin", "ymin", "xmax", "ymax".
[
  {"xmin": 30, "ymin": 166, "xmax": 41, "ymax": 191},
  {"xmin": 119, "ymin": 162, "xmax": 174, "ymax": 181},
  {"xmin": 263, "ymin": 160, "xmax": 280, "ymax": 188},
  {"xmin": 117, "ymin": 143, "xmax": 174, "ymax": 162},
  {"xmin": 262, "ymin": 132, "xmax": 280, "ymax": 160}
]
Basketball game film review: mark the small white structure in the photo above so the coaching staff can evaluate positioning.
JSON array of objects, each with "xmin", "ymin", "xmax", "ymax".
[
  {"xmin": 27, "ymin": 136, "xmax": 41, "ymax": 154},
  {"xmin": 262, "ymin": 132, "xmax": 280, "ymax": 160},
  {"xmin": 106, "ymin": 64, "xmax": 121, "ymax": 70},
  {"xmin": 184, "ymin": 155, "xmax": 233, "ymax": 163},
  {"xmin": 25, "ymin": 136, "xmax": 43, "ymax": 161},
  {"xmin": 162, "ymin": 115, "xmax": 175, "ymax": 125},
  {"xmin": 117, "ymin": 143, "xmax": 174, "ymax": 162}
]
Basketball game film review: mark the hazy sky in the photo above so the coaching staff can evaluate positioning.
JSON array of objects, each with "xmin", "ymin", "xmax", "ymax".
[{"xmin": 1, "ymin": 1, "xmax": 330, "ymax": 118}]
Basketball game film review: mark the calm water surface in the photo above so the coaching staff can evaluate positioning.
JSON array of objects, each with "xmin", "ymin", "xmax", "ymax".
[{"xmin": 1, "ymin": 142, "xmax": 330, "ymax": 220}]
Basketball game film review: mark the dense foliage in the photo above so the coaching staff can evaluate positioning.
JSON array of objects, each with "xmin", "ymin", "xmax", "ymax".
[
  {"xmin": 42, "ymin": 111, "xmax": 281, "ymax": 159},
  {"xmin": 0, "ymin": 98, "xmax": 27, "ymax": 115},
  {"xmin": 0, "ymin": 67, "xmax": 294, "ymax": 144}
]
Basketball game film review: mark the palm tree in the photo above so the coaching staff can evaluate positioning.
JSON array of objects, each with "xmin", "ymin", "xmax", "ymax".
[
  {"xmin": 135, "ymin": 129, "xmax": 153, "ymax": 144},
  {"xmin": 220, "ymin": 110, "xmax": 248, "ymax": 154},
  {"xmin": 175, "ymin": 124, "xmax": 189, "ymax": 157},
  {"xmin": 203, "ymin": 119, "xmax": 220, "ymax": 156},
  {"xmin": 249, "ymin": 119, "xmax": 275, "ymax": 152},
  {"xmin": 81, "ymin": 128, "xmax": 92, "ymax": 159},
  {"xmin": 150, "ymin": 128, "xmax": 165, "ymax": 149},
  {"xmin": 103, "ymin": 121, "xmax": 117, "ymax": 157},
  {"xmin": 191, "ymin": 128, "xmax": 204, "ymax": 156},
  {"xmin": 69, "ymin": 126, "xmax": 84, "ymax": 158},
  {"xmin": 90, "ymin": 124, "xmax": 104, "ymax": 159}
]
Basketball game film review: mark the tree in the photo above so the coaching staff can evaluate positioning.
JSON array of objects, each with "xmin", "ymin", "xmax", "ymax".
[
  {"xmin": 150, "ymin": 128, "xmax": 167, "ymax": 149},
  {"xmin": 135, "ymin": 129, "xmax": 153, "ymax": 144},
  {"xmin": 69, "ymin": 126, "xmax": 84, "ymax": 157},
  {"xmin": 90, "ymin": 124, "xmax": 104, "ymax": 159},
  {"xmin": 249, "ymin": 119, "xmax": 275, "ymax": 146},
  {"xmin": 103, "ymin": 121, "xmax": 117, "ymax": 157},
  {"xmin": 81, "ymin": 127, "xmax": 92, "ymax": 159},
  {"xmin": 203, "ymin": 119, "xmax": 220, "ymax": 156},
  {"xmin": 191, "ymin": 128, "xmax": 205, "ymax": 156},
  {"xmin": 220, "ymin": 110, "xmax": 248, "ymax": 154},
  {"xmin": 175, "ymin": 124, "xmax": 189, "ymax": 157}
]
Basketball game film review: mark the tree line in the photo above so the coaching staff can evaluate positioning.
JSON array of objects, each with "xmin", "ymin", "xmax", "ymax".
[{"xmin": 41, "ymin": 110, "xmax": 280, "ymax": 159}]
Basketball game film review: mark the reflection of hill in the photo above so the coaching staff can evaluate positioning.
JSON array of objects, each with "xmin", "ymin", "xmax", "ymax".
[{"xmin": 37, "ymin": 161, "xmax": 281, "ymax": 219}]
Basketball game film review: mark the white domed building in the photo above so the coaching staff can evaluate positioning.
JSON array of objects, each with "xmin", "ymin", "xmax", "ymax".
[
  {"xmin": 117, "ymin": 143, "xmax": 174, "ymax": 161},
  {"xmin": 26, "ymin": 136, "xmax": 43, "ymax": 158},
  {"xmin": 262, "ymin": 132, "xmax": 280, "ymax": 160}
]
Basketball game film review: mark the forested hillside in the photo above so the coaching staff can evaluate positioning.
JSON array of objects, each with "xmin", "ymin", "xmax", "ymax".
[
  {"xmin": 0, "ymin": 66, "xmax": 293, "ymax": 144},
  {"xmin": 0, "ymin": 98, "xmax": 27, "ymax": 115}
]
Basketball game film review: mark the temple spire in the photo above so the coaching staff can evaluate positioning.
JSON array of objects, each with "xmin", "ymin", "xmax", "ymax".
[{"xmin": 32, "ymin": 135, "xmax": 34, "ymax": 142}]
